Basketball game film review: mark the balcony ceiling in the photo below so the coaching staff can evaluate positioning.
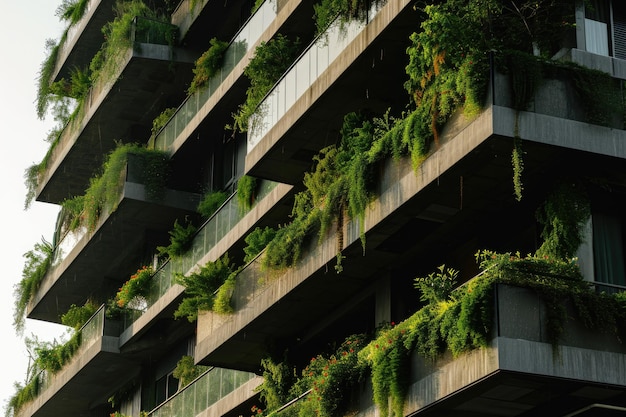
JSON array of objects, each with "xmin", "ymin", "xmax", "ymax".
[
  {"xmin": 52, "ymin": 0, "xmax": 117, "ymax": 83},
  {"xmin": 36, "ymin": 47, "xmax": 196, "ymax": 205},
  {"xmin": 410, "ymin": 370, "xmax": 626, "ymax": 417},
  {"xmin": 28, "ymin": 185, "xmax": 201, "ymax": 323}
]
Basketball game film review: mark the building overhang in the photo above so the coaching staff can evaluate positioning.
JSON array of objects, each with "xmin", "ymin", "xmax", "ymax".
[
  {"xmin": 36, "ymin": 44, "xmax": 197, "ymax": 204},
  {"xmin": 28, "ymin": 181, "xmax": 201, "ymax": 323}
]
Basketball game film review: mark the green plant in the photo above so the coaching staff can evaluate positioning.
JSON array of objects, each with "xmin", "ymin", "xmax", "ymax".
[
  {"xmin": 256, "ymin": 357, "xmax": 297, "ymax": 412},
  {"xmin": 116, "ymin": 266, "xmax": 154, "ymax": 308},
  {"xmin": 173, "ymin": 355, "xmax": 209, "ymax": 388},
  {"xmin": 56, "ymin": 0, "xmax": 90, "ymax": 24},
  {"xmin": 29, "ymin": 332, "xmax": 82, "ymax": 374},
  {"xmin": 197, "ymin": 189, "xmax": 228, "ymax": 219},
  {"xmin": 414, "ymin": 265, "xmax": 458, "ymax": 304},
  {"xmin": 157, "ymin": 218, "xmax": 198, "ymax": 260},
  {"xmin": 243, "ymin": 226, "xmax": 277, "ymax": 263},
  {"xmin": 213, "ymin": 273, "xmax": 237, "ymax": 314},
  {"xmin": 61, "ymin": 300, "xmax": 99, "ymax": 330},
  {"xmin": 187, "ymin": 38, "xmax": 229, "ymax": 94},
  {"xmin": 174, "ymin": 254, "xmax": 236, "ymax": 321},
  {"xmin": 231, "ymin": 34, "xmax": 301, "ymax": 132},
  {"xmin": 237, "ymin": 175, "xmax": 257, "ymax": 211},
  {"xmin": 535, "ymin": 181, "xmax": 591, "ymax": 260},
  {"xmin": 312, "ymin": 0, "xmax": 381, "ymax": 36},
  {"xmin": 150, "ymin": 107, "xmax": 176, "ymax": 139},
  {"xmin": 13, "ymin": 237, "xmax": 55, "ymax": 334},
  {"xmin": 60, "ymin": 143, "xmax": 169, "ymax": 232}
]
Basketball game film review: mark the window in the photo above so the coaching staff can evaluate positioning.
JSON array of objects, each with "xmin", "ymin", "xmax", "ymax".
[
  {"xmin": 155, "ymin": 371, "xmax": 179, "ymax": 405},
  {"xmin": 584, "ymin": 0, "xmax": 626, "ymax": 59}
]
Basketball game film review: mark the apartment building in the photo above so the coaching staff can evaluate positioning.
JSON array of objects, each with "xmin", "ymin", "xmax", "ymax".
[{"xmin": 10, "ymin": 0, "xmax": 626, "ymax": 417}]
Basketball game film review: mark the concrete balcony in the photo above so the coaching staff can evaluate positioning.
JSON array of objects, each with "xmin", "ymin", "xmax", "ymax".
[
  {"xmin": 117, "ymin": 180, "xmax": 293, "ymax": 357},
  {"xmin": 154, "ymin": 0, "xmax": 314, "ymax": 172},
  {"xmin": 36, "ymin": 19, "xmax": 197, "ymax": 205},
  {"xmin": 28, "ymin": 154, "xmax": 202, "ymax": 323},
  {"xmin": 16, "ymin": 306, "xmax": 141, "ymax": 417},
  {"xmin": 245, "ymin": 0, "xmax": 415, "ymax": 184},
  {"xmin": 51, "ymin": 0, "xmax": 116, "ymax": 83},
  {"xmin": 400, "ymin": 284, "xmax": 626, "ymax": 416},
  {"xmin": 196, "ymin": 77, "xmax": 626, "ymax": 372}
]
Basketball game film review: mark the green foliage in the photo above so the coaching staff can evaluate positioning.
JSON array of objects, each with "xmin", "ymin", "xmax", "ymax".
[
  {"xmin": 414, "ymin": 265, "xmax": 458, "ymax": 304},
  {"xmin": 197, "ymin": 189, "xmax": 228, "ymax": 219},
  {"xmin": 6, "ymin": 377, "xmax": 40, "ymax": 417},
  {"xmin": 56, "ymin": 0, "xmax": 90, "ymax": 24},
  {"xmin": 36, "ymin": 39, "xmax": 62, "ymax": 120},
  {"xmin": 30, "ymin": 332, "xmax": 82, "ymax": 374},
  {"xmin": 61, "ymin": 143, "xmax": 169, "ymax": 232},
  {"xmin": 157, "ymin": 218, "xmax": 198, "ymax": 260},
  {"xmin": 187, "ymin": 38, "xmax": 229, "ymax": 94},
  {"xmin": 150, "ymin": 107, "xmax": 176, "ymax": 138},
  {"xmin": 261, "ymin": 193, "xmax": 320, "ymax": 271},
  {"xmin": 116, "ymin": 266, "xmax": 154, "ymax": 308},
  {"xmin": 61, "ymin": 300, "xmax": 99, "ymax": 330},
  {"xmin": 256, "ymin": 357, "xmax": 297, "ymax": 411},
  {"xmin": 243, "ymin": 226, "xmax": 277, "ymax": 263},
  {"xmin": 174, "ymin": 254, "xmax": 236, "ymax": 321},
  {"xmin": 213, "ymin": 273, "xmax": 237, "ymax": 314},
  {"xmin": 567, "ymin": 64, "xmax": 623, "ymax": 126},
  {"xmin": 232, "ymin": 34, "xmax": 301, "ymax": 132},
  {"xmin": 313, "ymin": 0, "xmax": 380, "ymax": 36},
  {"xmin": 358, "ymin": 324, "xmax": 410, "ymax": 417},
  {"xmin": 535, "ymin": 181, "xmax": 591, "ymax": 260},
  {"xmin": 14, "ymin": 237, "xmax": 54, "ymax": 334},
  {"xmin": 173, "ymin": 355, "xmax": 209, "ymax": 388},
  {"xmin": 237, "ymin": 175, "xmax": 257, "ymax": 211}
]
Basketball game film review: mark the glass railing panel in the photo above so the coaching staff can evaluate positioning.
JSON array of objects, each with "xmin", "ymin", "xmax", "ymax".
[
  {"xmin": 247, "ymin": 3, "xmax": 385, "ymax": 152},
  {"xmin": 147, "ymin": 367, "xmax": 255, "ymax": 417},
  {"xmin": 121, "ymin": 180, "xmax": 279, "ymax": 330},
  {"xmin": 153, "ymin": 0, "xmax": 278, "ymax": 152}
]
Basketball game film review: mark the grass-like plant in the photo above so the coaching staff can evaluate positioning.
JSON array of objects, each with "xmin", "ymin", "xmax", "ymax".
[
  {"xmin": 13, "ymin": 238, "xmax": 55, "ymax": 334},
  {"xmin": 60, "ymin": 300, "xmax": 100, "ymax": 330}
]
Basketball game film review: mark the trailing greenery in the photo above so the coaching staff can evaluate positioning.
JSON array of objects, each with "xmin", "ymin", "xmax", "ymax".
[
  {"xmin": 231, "ymin": 34, "xmax": 302, "ymax": 132},
  {"xmin": 157, "ymin": 218, "xmax": 198, "ymax": 260},
  {"xmin": 60, "ymin": 300, "xmax": 99, "ymax": 330},
  {"xmin": 56, "ymin": 0, "xmax": 90, "ymax": 24},
  {"xmin": 174, "ymin": 254, "xmax": 237, "ymax": 321},
  {"xmin": 60, "ymin": 143, "xmax": 169, "ymax": 232},
  {"xmin": 13, "ymin": 237, "xmax": 55, "ymax": 334},
  {"xmin": 535, "ymin": 181, "xmax": 591, "ymax": 260},
  {"xmin": 116, "ymin": 266, "xmax": 154, "ymax": 308},
  {"xmin": 236, "ymin": 175, "xmax": 257, "ymax": 211},
  {"xmin": 255, "ymin": 334, "xmax": 369, "ymax": 417},
  {"xmin": 312, "ymin": 0, "xmax": 384, "ymax": 36},
  {"xmin": 150, "ymin": 107, "xmax": 177, "ymax": 139},
  {"xmin": 243, "ymin": 226, "xmax": 277, "ymax": 263},
  {"xmin": 187, "ymin": 38, "xmax": 229, "ymax": 94},
  {"xmin": 197, "ymin": 189, "xmax": 228, "ymax": 219},
  {"xmin": 173, "ymin": 355, "xmax": 209, "ymax": 388}
]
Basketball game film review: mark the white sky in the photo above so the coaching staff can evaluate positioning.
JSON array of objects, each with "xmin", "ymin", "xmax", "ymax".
[{"xmin": 0, "ymin": 1, "xmax": 71, "ymax": 412}]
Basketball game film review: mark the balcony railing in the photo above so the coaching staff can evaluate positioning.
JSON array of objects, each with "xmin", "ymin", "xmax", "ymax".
[
  {"xmin": 35, "ymin": 304, "xmax": 110, "ymax": 395},
  {"xmin": 247, "ymin": 2, "xmax": 385, "ymax": 152},
  {"xmin": 121, "ymin": 179, "xmax": 279, "ymax": 329},
  {"xmin": 40, "ymin": 16, "xmax": 178, "ymax": 188},
  {"xmin": 153, "ymin": 0, "xmax": 278, "ymax": 152},
  {"xmin": 147, "ymin": 367, "xmax": 257, "ymax": 417}
]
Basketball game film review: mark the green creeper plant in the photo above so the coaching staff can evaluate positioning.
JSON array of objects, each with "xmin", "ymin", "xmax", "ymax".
[
  {"xmin": 197, "ymin": 189, "xmax": 228, "ymax": 219},
  {"xmin": 187, "ymin": 38, "xmax": 229, "ymax": 94},
  {"xmin": 157, "ymin": 218, "xmax": 198, "ymax": 260},
  {"xmin": 173, "ymin": 355, "xmax": 209, "ymax": 388}
]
